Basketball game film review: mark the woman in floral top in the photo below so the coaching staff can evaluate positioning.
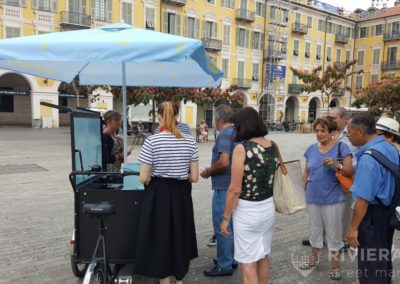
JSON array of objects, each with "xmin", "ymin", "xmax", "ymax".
[{"xmin": 221, "ymin": 107, "xmax": 282, "ymax": 284}]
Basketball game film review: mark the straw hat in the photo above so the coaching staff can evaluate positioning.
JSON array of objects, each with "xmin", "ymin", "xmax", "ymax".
[{"xmin": 376, "ymin": 117, "xmax": 400, "ymax": 136}]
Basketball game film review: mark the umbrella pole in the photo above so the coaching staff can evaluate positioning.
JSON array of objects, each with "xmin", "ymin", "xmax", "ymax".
[{"xmin": 122, "ymin": 62, "xmax": 128, "ymax": 168}]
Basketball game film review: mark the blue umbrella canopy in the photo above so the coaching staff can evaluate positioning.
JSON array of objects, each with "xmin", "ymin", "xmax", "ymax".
[
  {"xmin": 0, "ymin": 23, "xmax": 223, "ymax": 87},
  {"xmin": 0, "ymin": 23, "xmax": 223, "ymax": 163}
]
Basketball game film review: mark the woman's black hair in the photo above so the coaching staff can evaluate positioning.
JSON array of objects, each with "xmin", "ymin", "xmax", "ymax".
[{"xmin": 231, "ymin": 107, "xmax": 268, "ymax": 142}]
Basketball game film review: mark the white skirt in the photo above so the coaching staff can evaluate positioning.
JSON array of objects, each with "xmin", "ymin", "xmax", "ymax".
[{"xmin": 233, "ymin": 197, "xmax": 275, "ymax": 263}]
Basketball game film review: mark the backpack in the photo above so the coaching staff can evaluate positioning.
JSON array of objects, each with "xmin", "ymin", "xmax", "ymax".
[{"xmin": 363, "ymin": 149, "xmax": 400, "ymax": 230}]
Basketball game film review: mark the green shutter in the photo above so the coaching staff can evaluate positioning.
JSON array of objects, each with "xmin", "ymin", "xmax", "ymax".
[
  {"xmin": 81, "ymin": 0, "xmax": 87, "ymax": 14},
  {"xmin": 51, "ymin": 0, "xmax": 57, "ymax": 12},
  {"xmin": 183, "ymin": 16, "xmax": 188, "ymax": 37},
  {"xmin": 212, "ymin": 22, "xmax": 217, "ymax": 38},
  {"xmin": 195, "ymin": 19, "xmax": 200, "ymax": 39},
  {"xmin": 163, "ymin": 11, "xmax": 168, "ymax": 33},
  {"xmin": 90, "ymin": 0, "xmax": 95, "ymax": 18},
  {"xmin": 31, "ymin": 0, "xmax": 37, "ymax": 9},
  {"xmin": 20, "ymin": 0, "xmax": 26, "ymax": 6},
  {"xmin": 245, "ymin": 29, "xmax": 249, "ymax": 48},
  {"xmin": 107, "ymin": 0, "xmax": 112, "ymax": 22},
  {"xmin": 176, "ymin": 14, "xmax": 181, "ymax": 35},
  {"xmin": 236, "ymin": 27, "xmax": 239, "ymax": 46},
  {"xmin": 251, "ymin": 31, "xmax": 255, "ymax": 49},
  {"xmin": 260, "ymin": 33, "xmax": 264, "ymax": 50}
]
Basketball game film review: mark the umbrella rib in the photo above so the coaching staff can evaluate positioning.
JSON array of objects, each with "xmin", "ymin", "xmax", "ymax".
[{"xmin": 76, "ymin": 62, "xmax": 91, "ymax": 82}]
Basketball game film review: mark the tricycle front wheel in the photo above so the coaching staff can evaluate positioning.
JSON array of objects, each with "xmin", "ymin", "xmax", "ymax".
[{"xmin": 71, "ymin": 258, "xmax": 88, "ymax": 278}]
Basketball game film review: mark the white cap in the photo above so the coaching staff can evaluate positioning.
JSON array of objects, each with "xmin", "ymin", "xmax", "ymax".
[{"xmin": 376, "ymin": 117, "xmax": 400, "ymax": 136}]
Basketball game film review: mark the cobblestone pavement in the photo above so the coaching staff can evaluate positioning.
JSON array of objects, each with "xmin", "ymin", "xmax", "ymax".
[{"xmin": 1, "ymin": 126, "xmax": 399, "ymax": 284}]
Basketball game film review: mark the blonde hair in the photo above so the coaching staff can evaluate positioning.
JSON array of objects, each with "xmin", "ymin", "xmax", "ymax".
[{"xmin": 157, "ymin": 102, "xmax": 183, "ymax": 138}]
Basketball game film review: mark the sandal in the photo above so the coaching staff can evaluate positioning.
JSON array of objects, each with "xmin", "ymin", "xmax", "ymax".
[{"xmin": 329, "ymin": 268, "xmax": 342, "ymax": 280}]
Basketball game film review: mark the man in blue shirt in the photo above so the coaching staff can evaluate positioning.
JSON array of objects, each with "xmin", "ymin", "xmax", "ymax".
[
  {"xmin": 201, "ymin": 104, "xmax": 237, "ymax": 277},
  {"xmin": 346, "ymin": 115, "xmax": 399, "ymax": 284}
]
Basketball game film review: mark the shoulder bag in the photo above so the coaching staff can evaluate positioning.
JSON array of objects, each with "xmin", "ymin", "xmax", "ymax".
[
  {"xmin": 272, "ymin": 141, "xmax": 307, "ymax": 215},
  {"xmin": 336, "ymin": 142, "xmax": 354, "ymax": 193}
]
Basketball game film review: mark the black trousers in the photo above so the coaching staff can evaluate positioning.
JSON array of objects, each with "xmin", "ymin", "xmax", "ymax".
[{"xmin": 358, "ymin": 204, "xmax": 395, "ymax": 284}]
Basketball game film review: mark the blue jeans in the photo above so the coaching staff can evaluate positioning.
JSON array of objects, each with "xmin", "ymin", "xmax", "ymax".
[{"xmin": 212, "ymin": 189, "xmax": 235, "ymax": 271}]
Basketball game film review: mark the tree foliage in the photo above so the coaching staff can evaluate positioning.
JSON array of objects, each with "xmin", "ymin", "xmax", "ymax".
[
  {"xmin": 109, "ymin": 85, "xmax": 245, "ymax": 109},
  {"xmin": 353, "ymin": 76, "xmax": 400, "ymax": 117},
  {"xmin": 58, "ymin": 77, "xmax": 245, "ymax": 109},
  {"xmin": 291, "ymin": 60, "xmax": 362, "ymax": 112}
]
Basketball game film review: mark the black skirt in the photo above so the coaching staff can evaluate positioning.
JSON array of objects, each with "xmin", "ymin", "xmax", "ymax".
[{"xmin": 134, "ymin": 177, "xmax": 198, "ymax": 280}]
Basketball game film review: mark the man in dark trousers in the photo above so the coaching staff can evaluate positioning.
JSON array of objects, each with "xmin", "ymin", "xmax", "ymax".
[{"xmin": 346, "ymin": 115, "xmax": 399, "ymax": 284}]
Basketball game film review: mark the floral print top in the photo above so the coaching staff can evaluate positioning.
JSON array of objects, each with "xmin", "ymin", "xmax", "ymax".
[{"xmin": 240, "ymin": 140, "xmax": 278, "ymax": 201}]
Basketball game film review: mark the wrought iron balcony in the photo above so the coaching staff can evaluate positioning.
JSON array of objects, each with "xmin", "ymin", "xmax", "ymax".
[
  {"xmin": 383, "ymin": 32, "xmax": 400, "ymax": 41},
  {"xmin": 291, "ymin": 23, "xmax": 308, "ymax": 34},
  {"xmin": 202, "ymin": 38, "xmax": 222, "ymax": 51},
  {"xmin": 162, "ymin": 0, "xmax": 186, "ymax": 5},
  {"xmin": 335, "ymin": 34, "xmax": 349, "ymax": 44},
  {"xmin": 235, "ymin": 9, "xmax": 255, "ymax": 23},
  {"xmin": 60, "ymin": 11, "xmax": 91, "ymax": 29},
  {"xmin": 381, "ymin": 61, "xmax": 400, "ymax": 70},
  {"xmin": 233, "ymin": 78, "xmax": 252, "ymax": 89},
  {"xmin": 288, "ymin": 84, "xmax": 303, "ymax": 94}
]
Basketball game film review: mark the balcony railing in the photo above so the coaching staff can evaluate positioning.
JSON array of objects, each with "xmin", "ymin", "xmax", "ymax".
[
  {"xmin": 334, "ymin": 62, "xmax": 347, "ymax": 69},
  {"xmin": 233, "ymin": 78, "xmax": 252, "ymax": 89},
  {"xmin": 381, "ymin": 61, "xmax": 400, "ymax": 70},
  {"xmin": 383, "ymin": 32, "xmax": 400, "ymax": 41},
  {"xmin": 235, "ymin": 9, "xmax": 255, "ymax": 23},
  {"xmin": 288, "ymin": 84, "xmax": 303, "ymax": 94},
  {"xmin": 335, "ymin": 34, "xmax": 349, "ymax": 44},
  {"xmin": 162, "ymin": 0, "xmax": 186, "ymax": 5},
  {"xmin": 263, "ymin": 49, "xmax": 285, "ymax": 61},
  {"xmin": 202, "ymin": 38, "xmax": 222, "ymax": 51},
  {"xmin": 291, "ymin": 23, "xmax": 308, "ymax": 34},
  {"xmin": 60, "ymin": 11, "xmax": 91, "ymax": 28}
]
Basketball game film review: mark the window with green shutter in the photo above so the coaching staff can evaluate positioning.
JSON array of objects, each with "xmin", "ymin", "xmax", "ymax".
[{"xmin": 122, "ymin": 2, "xmax": 132, "ymax": 25}]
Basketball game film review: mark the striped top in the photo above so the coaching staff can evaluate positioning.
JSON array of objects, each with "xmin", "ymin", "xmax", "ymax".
[
  {"xmin": 138, "ymin": 132, "xmax": 199, "ymax": 180},
  {"xmin": 154, "ymin": 122, "xmax": 193, "ymax": 137}
]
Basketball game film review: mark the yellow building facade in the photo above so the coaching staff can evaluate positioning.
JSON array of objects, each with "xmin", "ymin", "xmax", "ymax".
[{"xmin": 0, "ymin": 0, "xmax": 399, "ymax": 127}]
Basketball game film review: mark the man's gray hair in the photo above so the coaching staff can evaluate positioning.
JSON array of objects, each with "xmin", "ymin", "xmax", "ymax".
[
  {"xmin": 215, "ymin": 104, "xmax": 233, "ymax": 123},
  {"xmin": 332, "ymin": 107, "xmax": 348, "ymax": 119}
]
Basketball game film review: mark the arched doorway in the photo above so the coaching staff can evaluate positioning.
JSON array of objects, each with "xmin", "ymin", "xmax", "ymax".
[
  {"xmin": 0, "ymin": 73, "xmax": 32, "ymax": 126},
  {"xmin": 285, "ymin": 96, "xmax": 299, "ymax": 122},
  {"xmin": 259, "ymin": 94, "xmax": 275, "ymax": 123},
  {"xmin": 329, "ymin": 98, "xmax": 340, "ymax": 109},
  {"xmin": 308, "ymin": 97, "xmax": 321, "ymax": 123}
]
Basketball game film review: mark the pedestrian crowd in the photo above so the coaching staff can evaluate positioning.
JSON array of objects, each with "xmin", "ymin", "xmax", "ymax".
[{"xmin": 103, "ymin": 104, "xmax": 400, "ymax": 284}]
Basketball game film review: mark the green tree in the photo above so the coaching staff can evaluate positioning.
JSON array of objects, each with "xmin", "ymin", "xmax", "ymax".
[
  {"xmin": 291, "ymin": 60, "xmax": 362, "ymax": 113},
  {"xmin": 353, "ymin": 76, "xmax": 400, "ymax": 118}
]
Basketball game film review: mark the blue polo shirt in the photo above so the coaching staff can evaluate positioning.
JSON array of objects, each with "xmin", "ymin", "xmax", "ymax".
[
  {"xmin": 351, "ymin": 136, "xmax": 399, "ymax": 206},
  {"xmin": 211, "ymin": 126, "xmax": 235, "ymax": 190},
  {"xmin": 304, "ymin": 142, "xmax": 351, "ymax": 204}
]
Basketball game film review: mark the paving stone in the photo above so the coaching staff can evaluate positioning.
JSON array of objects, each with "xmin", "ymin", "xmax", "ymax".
[{"xmin": 1, "ymin": 127, "xmax": 399, "ymax": 283}]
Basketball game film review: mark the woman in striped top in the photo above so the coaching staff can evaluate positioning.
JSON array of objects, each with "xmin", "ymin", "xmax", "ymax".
[{"xmin": 135, "ymin": 101, "xmax": 199, "ymax": 284}]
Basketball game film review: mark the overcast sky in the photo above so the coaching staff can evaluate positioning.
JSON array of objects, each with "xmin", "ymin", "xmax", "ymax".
[{"xmin": 320, "ymin": 0, "xmax": 395, "ymax": 11}]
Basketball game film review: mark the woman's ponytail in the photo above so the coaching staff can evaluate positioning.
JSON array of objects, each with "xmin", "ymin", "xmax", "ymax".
[{"xmin": 158, "ymin": 102, "xmax": 183, "ymax": 138}]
